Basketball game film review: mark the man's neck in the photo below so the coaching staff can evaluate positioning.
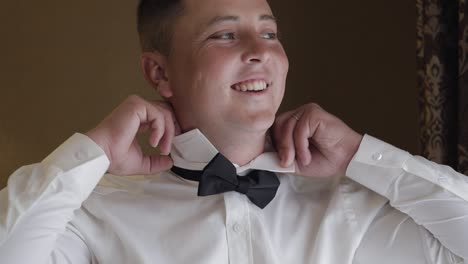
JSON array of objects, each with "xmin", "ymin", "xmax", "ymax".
[{"xmin": 200, "ymin": 127, "xmax": 267, "ymax": 166}]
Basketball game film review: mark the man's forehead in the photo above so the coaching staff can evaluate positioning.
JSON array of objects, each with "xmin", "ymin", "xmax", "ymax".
[
  {"xmin": 174, "ymin": 0, "xmax": 275, "ymax": 39},
  {"xmin": 182, "ymin": 0, "xmax": 273, "ymax": 20}
]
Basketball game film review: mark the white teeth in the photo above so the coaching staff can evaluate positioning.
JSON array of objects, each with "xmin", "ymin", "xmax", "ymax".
[
  {"xmin": 254, "ymin": 82, "xmax": 261, "ymax": 91},
  {"xmin": 233, "ymin": 81, "xmax": 267, "ymax": 92}
]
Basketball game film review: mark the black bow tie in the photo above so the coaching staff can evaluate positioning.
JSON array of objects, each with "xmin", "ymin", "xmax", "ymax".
[{"xmin": 171, "ymin": 153, "xmax": 280, "ymax": 209}]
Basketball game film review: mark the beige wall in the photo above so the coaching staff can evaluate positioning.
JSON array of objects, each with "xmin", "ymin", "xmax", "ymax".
[{"xmin": 0, "ymin": 1, "xmax": 416, "ymax": 188}]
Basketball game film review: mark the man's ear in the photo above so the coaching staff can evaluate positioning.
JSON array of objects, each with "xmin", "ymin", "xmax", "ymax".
[{"xmin": 140, "ymin": 52, "xmax": 173, "ymax": 98}]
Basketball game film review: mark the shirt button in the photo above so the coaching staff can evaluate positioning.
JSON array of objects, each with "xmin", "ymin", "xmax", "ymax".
[
  {"xmin": 233, "ymin": 223, "xmax": 242, "ymax": 233},
  {"xmin": 372, "ymin": 153, "xmax": 383, "ymax": 161},
  {"xmin": 438, "ymin": 176, "xmax": 448, "ymax": 183}
]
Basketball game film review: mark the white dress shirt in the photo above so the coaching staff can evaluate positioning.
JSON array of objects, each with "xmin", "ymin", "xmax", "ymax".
[{"xmin": 0, "ymin": 129, "xmax": 467, "ymax": 264}]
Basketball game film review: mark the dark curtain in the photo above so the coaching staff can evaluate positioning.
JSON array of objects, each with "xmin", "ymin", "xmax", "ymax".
[{"xmin": 417, "ymin": 0, "xmax": 468, "ymax": 175}]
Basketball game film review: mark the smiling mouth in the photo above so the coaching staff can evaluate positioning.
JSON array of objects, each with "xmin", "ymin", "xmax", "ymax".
[{"xmin": 231, "ymin": 80, "xmax": 270, "ymax": 92}]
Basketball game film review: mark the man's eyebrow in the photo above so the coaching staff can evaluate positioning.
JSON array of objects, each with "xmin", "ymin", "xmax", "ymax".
[
  {"xmin": 259, "ymin": 14, "xmax": 277, "ymax": 22},
  {"xmin": 206, "ymin": 14, "xmax": 277, "ymax": 27},
  {"xmin": 207, "ymin": 15, "xmax": 239, "ymax": 27}
]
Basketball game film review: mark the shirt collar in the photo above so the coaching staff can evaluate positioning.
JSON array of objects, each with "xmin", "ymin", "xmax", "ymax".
[{"xmin": 170, "ymin": 129, "xmax": 295, "ymax": 174}]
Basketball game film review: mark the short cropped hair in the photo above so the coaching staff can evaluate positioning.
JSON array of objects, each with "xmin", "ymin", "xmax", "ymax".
[{"xmin": 137, "ymin": 0, "xmax": 184, "ymax": 55}]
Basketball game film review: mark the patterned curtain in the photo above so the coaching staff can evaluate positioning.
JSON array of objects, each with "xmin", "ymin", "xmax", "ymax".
[{"xmin": 417, "ymin": 0, "xmax": 468, "ymax": 175}]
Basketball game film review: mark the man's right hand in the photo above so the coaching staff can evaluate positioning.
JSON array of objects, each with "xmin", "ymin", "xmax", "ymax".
[{"xmin": 85, "ymin": 95, "xmax": 180, "ymax": 176}]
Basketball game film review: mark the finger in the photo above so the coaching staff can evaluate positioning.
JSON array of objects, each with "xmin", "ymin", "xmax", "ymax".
[
  {"xmin": 293, "ymin": 114, "xmax": 312, "ymax": 166},
  {"xmin": 275, "ymin": 114, "xmax": 298, "ymax": 167},
  {"xmin": 157, "ymin": 109, "xmax": 175, "ymax": 155},
  {"xmin": 137, "ymin": 122, "xmax": 151, "ymax": 134},
  {"xmin": 150, "ymin": 155, "xmax": 173, "ymax": 174},
  {"xmin": 271, "ymin": 117, "xmax": 283, "ymax": 151},
  {"xmin": 271, "ymin": 111, "xmax": 293, "ymax": 150},
  {"xmin": 152, "ymin": 101, "xmax": 182, "ymax": 136},
  {"xmin": 174, "ymin": 121, "xmax": 182, "ymax": 136},
  {"xmin": 133, "ymin": 98, "xmax": 165, "ymax": 148},
  {"xmin": 140, "ymin": 154, "xmax": 174, "ymax": 175},
  {"xmin": 147, "ymin": 107, "xmax": 165, "ymax": 148}
]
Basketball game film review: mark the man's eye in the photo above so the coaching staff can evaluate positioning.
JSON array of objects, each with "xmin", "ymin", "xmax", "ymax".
[
  {"xmin": 262, "ymin": 32, "xmax": 277, "ymax": 39},
  {"xmin": 211, "ymin": 33, "xmax": 236, "ymax": 40}
]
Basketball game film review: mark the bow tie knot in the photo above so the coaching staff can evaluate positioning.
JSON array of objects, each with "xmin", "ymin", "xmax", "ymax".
[
  {"xmin": 171, "ymin": 153, "xmax": 280, "ymax": 209},
  {"xmin": 235, "ymin": 176, "xmax": 251, "ymax": 194}
]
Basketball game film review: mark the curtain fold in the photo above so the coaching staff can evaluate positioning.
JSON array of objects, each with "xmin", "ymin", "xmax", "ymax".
[
  {"xmin": 417, "ymin": 0, "xmax": 468, "ymax": 175},
  {"xmin": 458, "ymin": 0, "xmax": 468, "ymax": 174}
]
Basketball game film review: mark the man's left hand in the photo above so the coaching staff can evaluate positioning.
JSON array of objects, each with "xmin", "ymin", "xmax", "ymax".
[{"xmin": 272, "ymin": 103, "xmax": 363, "ymax": 178}]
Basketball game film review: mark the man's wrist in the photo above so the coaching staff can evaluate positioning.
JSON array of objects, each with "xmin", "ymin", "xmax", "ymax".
[{"xmin": 85, "ymin": 129, "xmax": 112, "ymax": 164}]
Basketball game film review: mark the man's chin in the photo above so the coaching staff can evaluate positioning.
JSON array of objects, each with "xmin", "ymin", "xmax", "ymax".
[{"xmin": 231, "ymin": 113, "xmax": 276, "ymax": 133}]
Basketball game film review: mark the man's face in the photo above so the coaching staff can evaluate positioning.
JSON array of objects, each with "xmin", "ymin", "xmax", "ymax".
[{"xmin": 166, "ymin": 0, "xmax": 289, "ymax": 134}]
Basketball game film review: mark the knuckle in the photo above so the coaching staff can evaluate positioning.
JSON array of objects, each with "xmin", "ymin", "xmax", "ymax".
[
  {"xmin": 126, "ymin": 95, "xmax": 145, "ymax": 112},
  {"xmin": 155, "ymin": 117, "xmax": 165, "ymax": 128},
  {"xmin": 159, "ymin": 107, "xmax": 172, "ymax": 117},
  {"xmin": 127, "ymin": 94, "xmax": 142, "ymax": 104},
  {"xmin": 151, "ymin": 101, "xmax": 169, "ymax": 114},
  {"xmin": 307, "ymin": 102, "xmax": 321, "ymax": 109},
  {"xmin": 304, "ymin": 103, "xmax": 322, "ymax": 114},
  {"xmin": 304, "ymin": 104, "xmax": 325, "ymax": 119},
  {"xmin": 148, "ymin": 106, "xmax": 168, "ymax": 123}
]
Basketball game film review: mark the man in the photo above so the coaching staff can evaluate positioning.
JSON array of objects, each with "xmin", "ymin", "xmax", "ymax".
[{"xmin": 0, "ymin": 0, "xmax": 467, "ymax": 263}]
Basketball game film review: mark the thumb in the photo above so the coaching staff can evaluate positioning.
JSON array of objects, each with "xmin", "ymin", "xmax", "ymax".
[{"xmin": 141, "ymin": 155, "xmax": 174, "ymax": 175}]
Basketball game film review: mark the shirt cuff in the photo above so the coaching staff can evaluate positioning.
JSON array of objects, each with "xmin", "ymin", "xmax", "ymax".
[
  {"xmin": 43, "ymin": 133, "xmax": 109, "ymax": 170},
  {"xmin": 41, "ymin": 133, "xmax": 110, "ymax": 200},
  {"xmin": 345, "ymin": 134, "xmax": 412, "ymax": 197}
]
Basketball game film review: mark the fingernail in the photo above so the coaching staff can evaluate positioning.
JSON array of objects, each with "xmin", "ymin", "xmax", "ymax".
[
  {"xmin": 284, "ymin": 155, "xmax": 292, "ymax": 167},
  {"xmin": 280, "ymin": 155, "xmax": 287, "ymax": 167}
]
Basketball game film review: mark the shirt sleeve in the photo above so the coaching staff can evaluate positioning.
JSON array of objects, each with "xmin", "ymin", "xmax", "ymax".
[
  {"xmin": 346, "ymin": 134, "xmax": 468, "ymax": 262},
  {"xmin": 0, "ymin": 133, "xmax": 110, "ymax": 264}
]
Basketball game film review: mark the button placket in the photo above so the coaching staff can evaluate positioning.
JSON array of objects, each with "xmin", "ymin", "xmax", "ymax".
[
  {"xmin": 224, "ymin": 192, "xmax": 252, "ymax": 264},
  {"xmin": 233, "ymin": 223, "xmax": 243, "ymax": 233}
]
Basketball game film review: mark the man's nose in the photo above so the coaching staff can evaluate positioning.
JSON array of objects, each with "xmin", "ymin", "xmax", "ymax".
[{"xmin": 241, "ymin": 37, "xmax": 270, "ymax": 64}]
